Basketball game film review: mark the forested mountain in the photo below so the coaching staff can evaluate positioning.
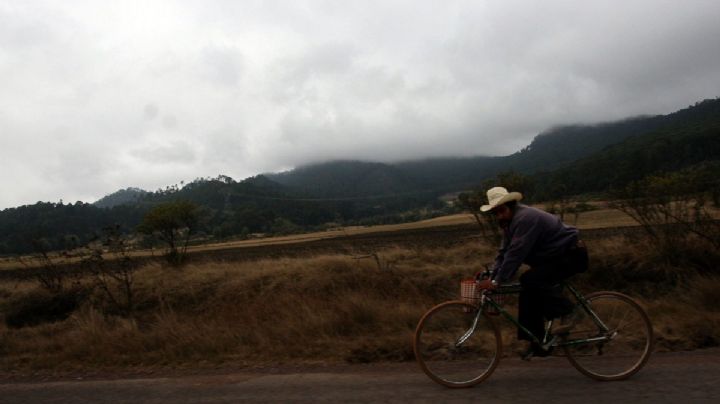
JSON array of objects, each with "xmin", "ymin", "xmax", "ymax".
[
  {"xmin": 93, "ymin": 187, "xmax": 149, "ymax": 208},
  {"xmin": 529, "ymin": 98, "xmax": 720, "ymax": 199},
  {"xmin": 227, "ymin": 98, "xmax": 720, "ymax": 204},
  {"xmin": 0, "ymin": 176, "xmax": 311, "ymax": 254},
  {"xmin": 270, "ymin": 160, "xmax": 429, "ymax": 197},
  {"xmin": 0, "ymin": 202, "xmax": 145, "ymax": 255},
  {"xmin": 1, "ymin": 98, "xmax": 718, "ymax": 255},
  {"xmin": 501, "ymin": 115, "xmax": 667, "ymax": 172},
  {"xmin": 388, "ymin": 116, "xmax": 668, "ymax": 191},
  {"xmin": 274, "ymin": 110, "xmax": 687, "ymax": 196}
]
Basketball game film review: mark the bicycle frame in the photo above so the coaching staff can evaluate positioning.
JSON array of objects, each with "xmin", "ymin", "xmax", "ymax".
[{"xmin": 474, "ymin": 282, "xmax": 614, "ymax": 349}]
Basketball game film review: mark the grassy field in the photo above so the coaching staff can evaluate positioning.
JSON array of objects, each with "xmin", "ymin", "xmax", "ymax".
[
  {"xmin": 185, "ymin": 204, "xmax": 639, "ymax": 251},
  {"xmin": 0, "ymin": 204, "xmax": 639, "ymax": 271},
  {"xmin": 0, "ymin": 205, "xmax": 718, "ymax": 374}
]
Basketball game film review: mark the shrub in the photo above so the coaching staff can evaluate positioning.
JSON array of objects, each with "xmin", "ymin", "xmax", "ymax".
[{"xmin": 4, "ymin": 287, "xmax": 88, "ymax": 328}]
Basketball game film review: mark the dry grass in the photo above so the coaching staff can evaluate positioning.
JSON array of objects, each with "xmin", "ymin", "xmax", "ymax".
[
  {"xmin": 0, "ymin": 243, "xmax": 491, "ymax": 371},
  {"xmin": 1, "ymin": 233, "xmax": 719, "ymax": 373},
  {"xmin": 185, "ymin": 206, "xmax": 637, "ymax": 252},
  {"xmin": 647, "ymin": 275, "xmax": 720, "ymax": 351},
  {"xmin": 0, "ymin": 206, "xmax": 637, "ymax": 271}
]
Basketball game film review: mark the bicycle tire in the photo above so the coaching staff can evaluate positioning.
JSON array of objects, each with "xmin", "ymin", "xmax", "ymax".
[
  {"xmin": 413, "ymin": 300, "xmax": 502, "ymax": 388},
  {"xmin": 563, "ymin": 291, "xmax": 653, "ymax": 381}
]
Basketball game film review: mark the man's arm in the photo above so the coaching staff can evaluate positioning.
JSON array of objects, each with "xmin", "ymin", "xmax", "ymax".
[
  {"xmin": 490, "ymin": 234, "xmax": 509, "ymax": 278},
  {"xmin": 492, "ymin": 214, "xmax": 543, "ymax": 283}
]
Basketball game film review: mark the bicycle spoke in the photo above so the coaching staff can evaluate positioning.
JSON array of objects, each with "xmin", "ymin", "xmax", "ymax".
[
  {"xmin": 563, "ymin": 292, "xmax": 653, "ymax": 381},
  {"xmin": 414, "ymin": 301, "xmax": 501, "ymax": 388},
  {"xmin": 614, "ymin": 307, "xmax": 634, "ymax": 331}
]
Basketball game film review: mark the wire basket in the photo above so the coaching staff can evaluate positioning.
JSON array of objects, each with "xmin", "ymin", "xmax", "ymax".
[
  {"xmin": 483, "ymin": 291, "xmax": 505, "ymax": 316},
  {"xmin": 460, "ymin": 279, "xmax": 481, "ymax": 306},
  {"xmin": 460, "ymin": 279, "xmax": 507, "ymax": 315}
]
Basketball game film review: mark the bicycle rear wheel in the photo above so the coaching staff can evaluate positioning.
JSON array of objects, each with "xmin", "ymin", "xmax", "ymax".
[
  {"xmin": 563, "ymin": 291, "xmax": 653, "ymax": 381},
  {"xmin": 413, "ymin": 300, "xmax": 501, "ymax": 388}
]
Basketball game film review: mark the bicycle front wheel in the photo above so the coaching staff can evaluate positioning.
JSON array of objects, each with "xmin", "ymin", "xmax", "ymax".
[
  {"xmin": 413, "ymin": 300, "xmax": 501, "ymax": 388},
  {"xmin": 563, "ymin": 291, "xmax": 653, "ymax": 381}
]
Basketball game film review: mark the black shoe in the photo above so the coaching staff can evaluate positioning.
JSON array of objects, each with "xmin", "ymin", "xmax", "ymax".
[{"xmin": 520, "ymin": 342, "xmax": 553, "ymax": 361}]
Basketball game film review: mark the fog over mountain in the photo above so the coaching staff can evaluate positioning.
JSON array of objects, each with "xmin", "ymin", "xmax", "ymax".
[
  {"xmin": 1, "ymin": 97, "xmax": 717, "ymax": 255},
  {"xmin": 2, "ymin": 1, "xmax": 720, "ymax": 209}
]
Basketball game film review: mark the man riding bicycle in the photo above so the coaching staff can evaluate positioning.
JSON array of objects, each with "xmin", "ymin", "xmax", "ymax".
[{"xmin": 475, "ymin": 187, "xmax": 589, "ymax": 359}]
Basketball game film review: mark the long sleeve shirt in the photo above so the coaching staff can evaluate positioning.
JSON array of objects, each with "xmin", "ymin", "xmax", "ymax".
[{"xmin": 491, "ymin": 205, "xmax": 579, "ymax": 283}]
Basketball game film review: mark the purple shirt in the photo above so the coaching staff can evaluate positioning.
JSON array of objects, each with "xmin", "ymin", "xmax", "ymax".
[{"xmin": 492, "ymin": 205, "xmax": 579, "ymax": 283}]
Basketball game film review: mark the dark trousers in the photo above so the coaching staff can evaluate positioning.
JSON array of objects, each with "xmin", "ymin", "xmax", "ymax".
[{"xmin": 517, "ymin": 244, "xmax": 588, "ymax": 341}]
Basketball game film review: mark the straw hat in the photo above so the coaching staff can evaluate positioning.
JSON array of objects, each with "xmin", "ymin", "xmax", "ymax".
[{"xmin": 480, "ymin": 187, "xmax": 523, "ymax": 212}]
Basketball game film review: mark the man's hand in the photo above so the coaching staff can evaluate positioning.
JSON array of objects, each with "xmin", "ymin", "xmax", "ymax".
[{"xmin": 477, "ymin": 279, "xmax": 496, "ymax": 290}]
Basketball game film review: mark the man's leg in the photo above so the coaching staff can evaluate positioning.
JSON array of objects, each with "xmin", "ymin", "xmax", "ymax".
[
  {"xmin": 518, "ymin": 260, "xmax": 577, "ymax": 340},
  {"xmin": 518, "ymin": 246, "xmax": 589, "ymax": 344},
  {"xmin": 518, "ymin": 268, "xmax": 550, "ymax": 341},
  {"xmin": 545, "ymin": 246, "xmax": 589, "ymax": 318}
]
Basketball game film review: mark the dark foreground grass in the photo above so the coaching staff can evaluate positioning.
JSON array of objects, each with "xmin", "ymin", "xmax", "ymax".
[{"xmin": 0, "ymin": 236, "xmax": 718, "ymax": 373}]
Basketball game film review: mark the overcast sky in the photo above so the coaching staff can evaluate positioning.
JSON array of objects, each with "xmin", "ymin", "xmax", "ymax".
[{"xmin": 1, "ymin": 0, "xmax": 720, "ymax": 209}]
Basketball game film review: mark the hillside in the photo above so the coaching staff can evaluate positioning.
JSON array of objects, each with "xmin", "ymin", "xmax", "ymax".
[
  {"xmin": 530, "ymin": 98, "xmax": 720, "ymax": 199},
  {"xmin": 501, "ymin": 115, "xmax": 667, "ymax": 172},
  {"xmin": 268, "ymin": 98, "xmax": 720, "ymax": 198},
  {"xmin": 93, "ymin": 187, "xmax": 149, "ymax": 208},
  {"xmin": 269, "ymin": 160, "xmax": 429, "ymax": 198},
  {"xmin": 265, "ymin": 116, "xmax": 662, "ymax": 198}
]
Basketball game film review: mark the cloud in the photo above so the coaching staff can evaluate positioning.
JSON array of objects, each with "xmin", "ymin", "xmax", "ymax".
[
  {"xmin": 130, "ymin": 139, "xmax": 198, "ymax": 165},
  {"xmin": 1, "ymin": 0, "xmax": 720, "ymax": 208}
]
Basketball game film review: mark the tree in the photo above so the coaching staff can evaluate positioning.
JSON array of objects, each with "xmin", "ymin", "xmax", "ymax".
[
  {"xmin": 492, "ymin": 171, "xmax": 534, "ymax": 202},
  {"xmin": 456, "ymin": 190, "xmax": 501, "ymax": 245},
  {"xmin": 137, "ymin": 201, "xmax": 200, "ymax": 265},
  {"xmin": 83, "ymin": 225, "xmax": 138, "ymax": 316},
  {"xmin": 610, "ymin": 170, "xmax": 720, "ymax": 266}
]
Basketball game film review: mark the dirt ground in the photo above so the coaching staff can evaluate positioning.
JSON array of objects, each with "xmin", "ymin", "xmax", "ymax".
[{"xmin": 1, "ymin": 348, "xmax": 718, "ymax": 403}]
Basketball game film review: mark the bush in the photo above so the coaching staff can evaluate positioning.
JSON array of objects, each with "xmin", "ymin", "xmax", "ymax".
[{"xmin": 4, "ymin": 287, "xmax": 88, "ymax": 328}]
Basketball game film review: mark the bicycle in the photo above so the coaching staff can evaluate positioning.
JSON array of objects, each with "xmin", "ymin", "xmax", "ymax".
[{"xmin": 413, "ymin": 273, "xmax": 654, "ymax": 388}]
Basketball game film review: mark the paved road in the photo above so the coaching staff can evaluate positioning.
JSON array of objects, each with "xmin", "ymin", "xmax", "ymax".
[{"xmin": 1, "ymin": 349, "xmax": 718, "ymax": 403}]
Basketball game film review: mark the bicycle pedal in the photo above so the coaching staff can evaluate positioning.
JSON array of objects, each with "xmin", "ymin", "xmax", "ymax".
[{"xmin": 541, "ymin": 336, "xmax": 558, "ymax": 351}]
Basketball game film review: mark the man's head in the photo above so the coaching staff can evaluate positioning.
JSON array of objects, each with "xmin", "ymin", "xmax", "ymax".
[
  {"xmin": 491, "ymin": 200, "xmax": 519, "ymax": 228},
  {"xmin": 480, "ymin": 186, "xmax": 522, "ymax": 227}
]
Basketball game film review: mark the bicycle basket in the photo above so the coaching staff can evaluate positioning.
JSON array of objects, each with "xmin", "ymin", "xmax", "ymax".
[
  {"xmin": 483, "ymin": 291, "xmax": 505, "ymax": 316},
  {"xmin": 460, "ymin": 279, "xmax": 481, "ymax": 306}
]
